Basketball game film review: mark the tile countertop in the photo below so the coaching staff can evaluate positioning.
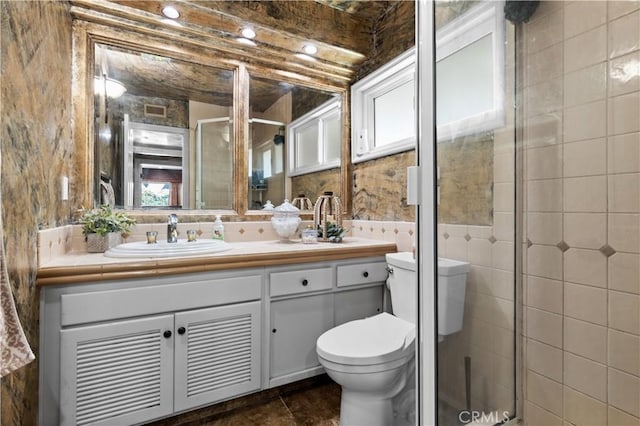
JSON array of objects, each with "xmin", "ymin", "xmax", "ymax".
[{"xmin": 37, "ymin": 238, "xmax": 398, "ymax": 286}]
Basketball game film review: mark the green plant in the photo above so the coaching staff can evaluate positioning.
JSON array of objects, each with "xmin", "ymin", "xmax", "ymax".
[
  {"xmin": 318, "ymin": 222, "xmax": 348, "ymax": 243},
  {"xmin": 79, "ymin": 205, "xmax": 136, "ymax": 237}
]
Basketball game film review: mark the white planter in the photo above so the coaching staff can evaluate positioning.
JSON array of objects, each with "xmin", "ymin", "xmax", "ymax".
[{"xmin": 86, "ymin": 232, "xmax": 121, "ymax": 253}]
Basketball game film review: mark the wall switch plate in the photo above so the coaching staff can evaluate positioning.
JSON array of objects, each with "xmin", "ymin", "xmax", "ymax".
[{"xmin": 61, "ymin": 176, "xmax": 69, "ymax": 201}]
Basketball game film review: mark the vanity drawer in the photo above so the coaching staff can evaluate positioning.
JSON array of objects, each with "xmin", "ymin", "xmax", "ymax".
[
  {"xmin": 337, "ymin": 262, "xmax": 388, "ymax": 287},
  {"xmin": 270, "ymin": 267, "xmax": 332, "ymax": 297},
  {"xmin": 60, "ymin": 274, "xmax": 262, "ymax": 326}
]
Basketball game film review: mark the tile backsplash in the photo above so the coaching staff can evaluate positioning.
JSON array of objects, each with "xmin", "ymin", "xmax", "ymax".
[{"xmin": 38, "ymin": 219, "xmax": 417, "ymax": 266}]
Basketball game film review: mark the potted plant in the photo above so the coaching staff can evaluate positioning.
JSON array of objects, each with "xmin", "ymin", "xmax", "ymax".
[{"xmin": 79, "ymin": 205, "xmax": 136, "ymax": 253}]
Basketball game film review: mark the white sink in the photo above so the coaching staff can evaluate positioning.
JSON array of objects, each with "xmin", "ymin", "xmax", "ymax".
[{"xmin": 104, "ymin": 239, "xmax": 232, "ymax": 258}]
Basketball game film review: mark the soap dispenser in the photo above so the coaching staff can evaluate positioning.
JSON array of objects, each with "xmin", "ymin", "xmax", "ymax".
[{"xmin": 213, "ymin": 215, "xmax": 225, "ymax": 241}]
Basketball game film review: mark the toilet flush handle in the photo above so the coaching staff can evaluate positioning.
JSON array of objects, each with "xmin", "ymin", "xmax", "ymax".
[{"xmin": 385, "ymin": 266, "xmax": 394, "ymax": 275}]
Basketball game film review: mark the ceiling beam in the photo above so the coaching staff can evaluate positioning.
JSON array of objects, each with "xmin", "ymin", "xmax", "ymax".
[
  {"xmin": 71, "ymin": 1, "xmax": 369, "ymax": 70},
  {"xmin": 71, "ymin": 4, "xmax": 354, "ymax": 88}
]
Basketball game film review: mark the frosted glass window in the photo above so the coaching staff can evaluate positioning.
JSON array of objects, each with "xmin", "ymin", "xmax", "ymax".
[
  {"xmin": 262, "ymin": 149, "xmax": 272, "ymax": 178},
  {"xmin": 324, "ymin": 114, "xmax": 341, "ymax": 162},
  {"xmin": 287, "ymin": 97, "xmax": 341, "ymax": 176},
  {"xmin": 374, "ymin": 79, "xmax": 415, "ymax": 148},
  {"xmin": 296, "ymin": 123, "xmax": 319, "ymax": 168},
  {"xmin": 436, "ymin": 34, "xmax": 493, "ymax": 125},
  {"xmin": 350, "ymin": 48, "xmax": 416, "ymax": 164},
  {"xmin": 274, "ymin": 143, "xmax": 283, "ymax": 174},
  {"xmin": 434, "ymin": 0, "xmax": 505, "ymax": 140}
]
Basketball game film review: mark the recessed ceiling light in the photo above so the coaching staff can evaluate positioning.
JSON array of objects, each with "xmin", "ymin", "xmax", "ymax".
[
  {"xmin": 161, "ymin": 5, "xmax": 180, "ymax": 19},
  {"xmin": 302, "ymin": 44, "xmax": 318, "ymax": 55},
  {"xmin": 237, "ymin": 37, "xmax": 257, "ymax": 47},
  {"xmin": 241, "ymin": 28, "xmax": 256, "ymax": 39}
]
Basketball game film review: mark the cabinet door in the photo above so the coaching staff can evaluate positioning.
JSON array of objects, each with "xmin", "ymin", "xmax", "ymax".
[
  {"xmin": 270, "ymin": 294, "xmax": 333, "ymax": 385},
  {"xmin": 174, "ymin": 301, "xmax": 261, "ymax": 412},
  {"xmin": 334, "ymin": 286, "xmax": 384, "ymax": 326},
  {"xmin": 60, "ymin": 314, "xmax": 174, "ymax": 426}
]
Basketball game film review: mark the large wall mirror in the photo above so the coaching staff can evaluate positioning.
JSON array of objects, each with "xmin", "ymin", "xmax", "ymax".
[
  {"xmin": 248, "ymin": 75, "xmax": 339, "ymax": 210},
  {"xmin": 78, "ymin": 26, "xmax": 351, "ymax": 218},
  {"xmin": 93, "ymin": 43, "xmax": 234, "ymax": 210}
]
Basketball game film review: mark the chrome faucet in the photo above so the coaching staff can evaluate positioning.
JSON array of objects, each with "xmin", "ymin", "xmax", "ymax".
[{"xmin": 167, "ymin": 214, "xmax": 178, "ymax": 243}]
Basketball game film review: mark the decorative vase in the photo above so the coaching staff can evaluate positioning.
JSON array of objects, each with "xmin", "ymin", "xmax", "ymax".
[
  {"xmin": 86, "ymin": 232, "xmax": 122, "ymax": 253},
  {"xmin": 271, "ymin": 199, "xmax": 301, "ymax": 242},
  {"xmin": 314, "ymin": 191, "xmax": 343, "ymax": 242},
  {"xmin": 291, "ymin": 194, "xmax": 314, "ymax": 211}
]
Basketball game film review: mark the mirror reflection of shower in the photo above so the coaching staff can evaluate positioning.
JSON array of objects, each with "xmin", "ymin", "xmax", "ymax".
[
  {"xmin": 93, "ymin": 42, "xmax": 235, "ymax": 210},
  {"xmin": 195, "ymin": 117, "xmax": 233, "ymax": 209}
]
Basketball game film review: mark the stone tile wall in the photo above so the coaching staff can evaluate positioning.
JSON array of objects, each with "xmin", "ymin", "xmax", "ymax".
[
  {"xmin": 352, "ymin": 150, "xmax": 416, "ymax": 221},
  {"xmin": 0, "ymin": 2, "xmax": 74, "ymax": 424}
]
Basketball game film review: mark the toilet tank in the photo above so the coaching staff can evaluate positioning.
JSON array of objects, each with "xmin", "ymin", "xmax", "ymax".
[
  {"xmin": 438, "ymin": 257, "xmax": 470, "ymax": 336},
  {"xmin": 385, "ymin": 252, "xmax": 417, "ymax": 324},
  {"xmin": 385, "ymin": 253, "xmax": 470, "ymax": 335}
]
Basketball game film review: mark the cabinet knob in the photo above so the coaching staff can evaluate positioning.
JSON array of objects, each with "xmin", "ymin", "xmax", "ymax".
[
  {"xmin": 163, "ymin": 330, "xmax": 172, "ymax": 339},
  {"xmin": 302, "ymin": 279, "xmax": 308, "ymax": 286},
  {"xmin": 272, "ymin": 328, "xmax": 277, "ymax": 333},
  {"xmin": 363, "ymin": 271, "xmax": 369, "ymax": 278},
  {"xmin": 177, "ymin": 327, "xmax": 186, "ymax": 335}
]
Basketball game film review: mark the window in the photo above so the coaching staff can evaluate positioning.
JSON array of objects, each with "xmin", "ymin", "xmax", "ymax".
[
  {"xmin": 262, "ymin": 149, "xmax": 272, "ymax": 179},
  {"xmin": 273, "ymin": 143, "xmax": 283, "ymax": 175},
  {"xmin": 351, "ymin": 48, "xmax": 416, "ymax": 163},
  {"xmin": 435, "ymin": 1, "xmax": 505, "ymax": 140},
  {"xmin": 287, "ymin": 97, "xmax": 341, "ymax": 176}
]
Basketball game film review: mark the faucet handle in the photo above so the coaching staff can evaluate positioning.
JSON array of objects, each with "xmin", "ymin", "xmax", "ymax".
[{"xmin": 168, "ymin": 213, "xmax": 178, "ymax": 224}]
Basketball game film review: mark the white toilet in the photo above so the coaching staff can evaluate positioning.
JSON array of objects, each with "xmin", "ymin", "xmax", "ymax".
[{"xmin": 316, "ymin": 252, "xmax": 470, "ymax": 426}]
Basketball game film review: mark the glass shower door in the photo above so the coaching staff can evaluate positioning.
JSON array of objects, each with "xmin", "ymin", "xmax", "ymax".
[
  {"xmin": 432, "ymin": 1, "xmax": 517, "ymax": 424},
  {"xmin": 195, "ymin": 118, "xmax": 233, "ymax": 209}
]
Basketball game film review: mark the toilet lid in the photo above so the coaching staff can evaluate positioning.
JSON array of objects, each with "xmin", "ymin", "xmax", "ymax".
[{"xmin": 317, "ymin": 313, "xmax": 415, "ymax": 366}]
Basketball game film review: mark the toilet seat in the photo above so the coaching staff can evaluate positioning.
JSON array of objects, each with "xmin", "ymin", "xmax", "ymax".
[{"xmin": 317, "ymin": 313, "xmax": 415, "ymax": 366}]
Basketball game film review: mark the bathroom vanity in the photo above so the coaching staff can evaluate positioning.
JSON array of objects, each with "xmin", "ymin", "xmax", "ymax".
[{"xmin": 37, "ymin": 238, "xmax": 395, "ymax": 426}]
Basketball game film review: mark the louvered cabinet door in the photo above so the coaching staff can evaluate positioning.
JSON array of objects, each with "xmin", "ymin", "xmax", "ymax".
[
  {"xmin": 173, "ymin": 301, "xmax": 261, "ymax": 412},
  {"xmin": 59, "ymin": 314, "xmax": 174, "ymax": 426}
]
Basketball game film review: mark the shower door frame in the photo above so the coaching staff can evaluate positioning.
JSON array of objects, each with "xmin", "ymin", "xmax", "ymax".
[{"xmin": 416, "ymin": 1, "xmax": 438, "ymax": 424}]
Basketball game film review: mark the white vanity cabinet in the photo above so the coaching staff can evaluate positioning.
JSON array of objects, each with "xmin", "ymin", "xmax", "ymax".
[
  {"xmin": 41, "ymin": 270, "xmax": 263, "ymax": 426},
  {"xmin": 39, "ymin": 255, "xmax": 393, "ymax": 426},
  {"xmin": 265, "ymin": 259, "xmax": 387, "ymax": 388}
]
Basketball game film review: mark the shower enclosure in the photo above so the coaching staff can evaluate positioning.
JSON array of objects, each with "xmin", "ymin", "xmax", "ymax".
[
  {"xmin": 195, "ymin": 118, "xmax": 233, "ymax": 209},
  {"xmin": 434, "ymin": 2, "xmax": 517, "ymax": 425},
  {"xmin": 421, "ymin": 1, "xmax": 639, "ymax": 424}
]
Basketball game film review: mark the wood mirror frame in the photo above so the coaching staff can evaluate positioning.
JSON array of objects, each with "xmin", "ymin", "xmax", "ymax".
[{"xmin": 72, "ymin": 21, "xmax": 351, "ymax": 220}]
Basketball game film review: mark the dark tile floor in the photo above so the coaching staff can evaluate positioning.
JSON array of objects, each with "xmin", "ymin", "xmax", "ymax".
[
  {"xmin": 208, "ymin": 381, "xmax": 341, "ymax": 426},
  {"xmin": 148, "ymin": 375, "xmax": 341, "ymax": 426}
]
